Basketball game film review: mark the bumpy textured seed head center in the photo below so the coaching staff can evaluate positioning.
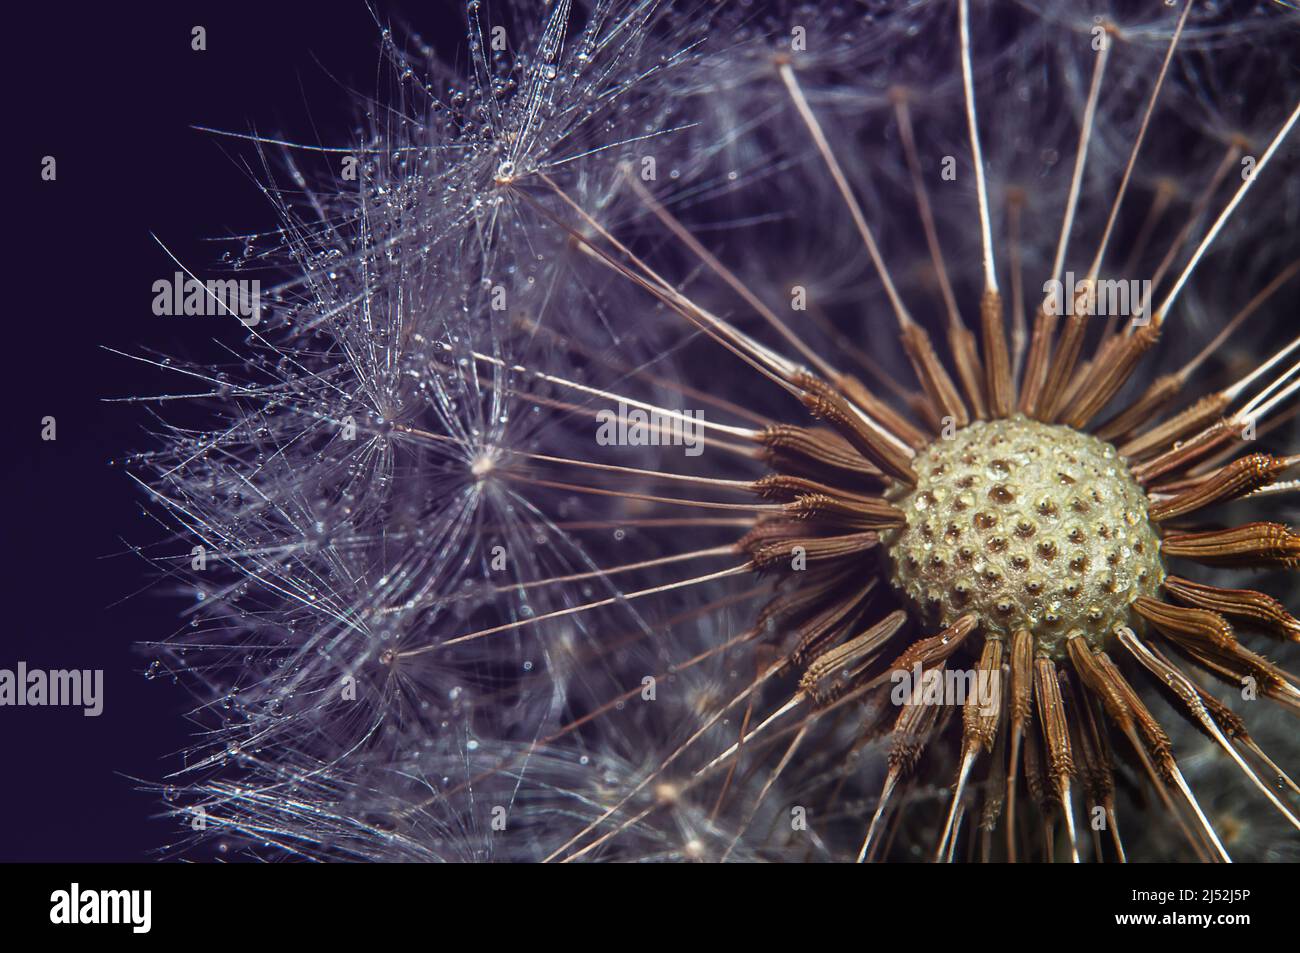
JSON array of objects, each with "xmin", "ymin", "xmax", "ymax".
[{"xmin": 885, "ymin": 416, "xmax": 1164, "ymax": 658}]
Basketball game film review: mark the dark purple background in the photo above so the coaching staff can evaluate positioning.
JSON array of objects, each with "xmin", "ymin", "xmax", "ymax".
[{"xmin": 5, "ymin": 0, "xmax": 465, "ymax": 861}]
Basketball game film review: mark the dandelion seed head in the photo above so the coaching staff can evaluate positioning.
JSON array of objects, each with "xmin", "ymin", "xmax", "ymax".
[
  {"xmin": 887, "ymin": 417, "xmax": 1164, "ymax": 657},
  {"xmin": 132, "ymin": 0, "xmax": 1300, "ymax": 863}
]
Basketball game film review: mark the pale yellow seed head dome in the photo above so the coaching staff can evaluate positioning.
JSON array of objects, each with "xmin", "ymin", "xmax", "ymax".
[{"xmin": 886, "ymin": 416, "xmax": 1164, "ymax": 658}]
